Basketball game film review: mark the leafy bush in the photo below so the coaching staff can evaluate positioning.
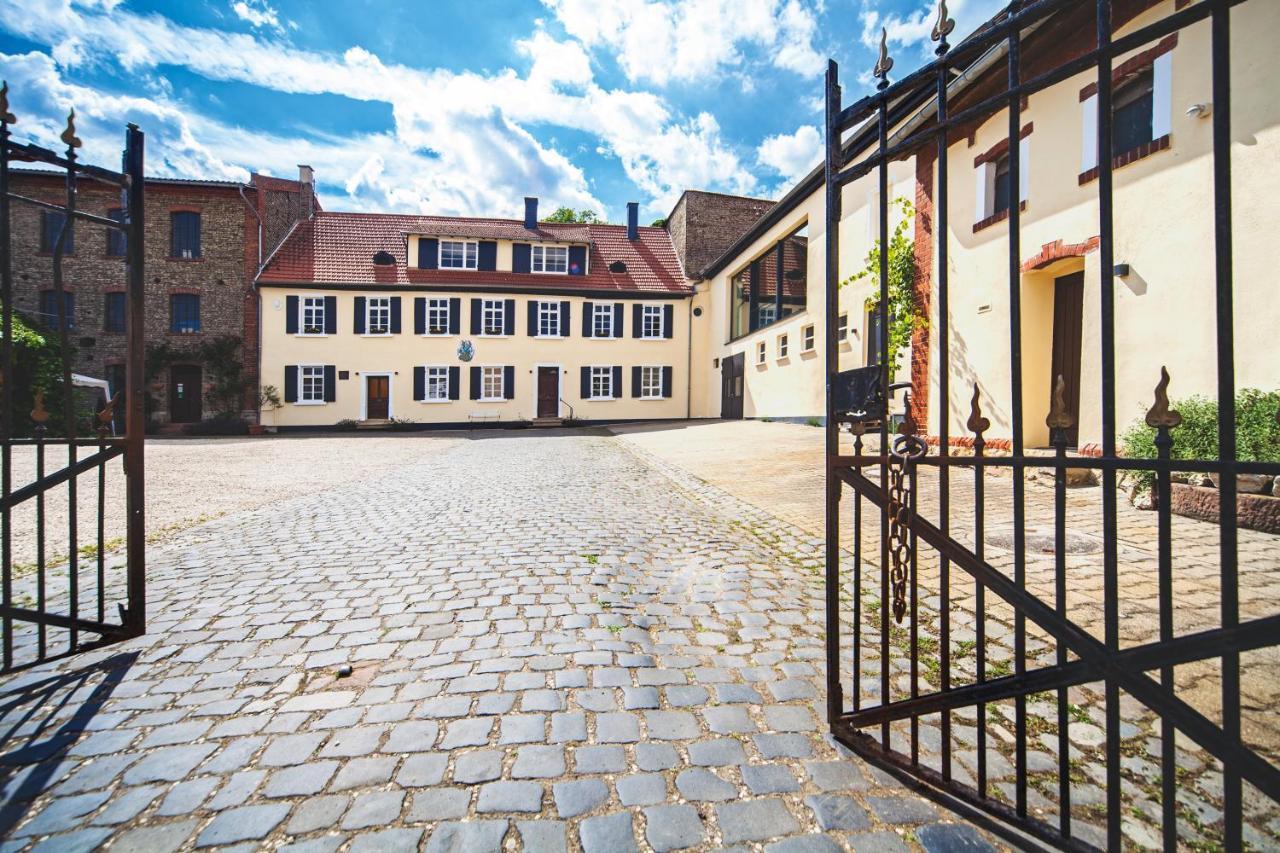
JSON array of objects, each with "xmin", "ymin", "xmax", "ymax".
[
  {"xmin": 334, "ymin": 419, "xmax": 359, "ymax": 431},
  {"xmin": 1120, "ymin": 388, "xmax": 1280, "ymax": 492},
  {"xmin": 1, "ymin": 307, "xmax": 79, "ymax": 436},
  {"xmin": 184, "ymin": 414, "xmax": 249, "ymax": 436},
  {"xmin": 388, "ymin": 417, "xmax": 418, "ymax": 431}
]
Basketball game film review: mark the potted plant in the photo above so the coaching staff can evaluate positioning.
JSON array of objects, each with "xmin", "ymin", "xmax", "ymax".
[{"xmin": 253, "ymin": 384, "xmax": 283, "ymax": 435}]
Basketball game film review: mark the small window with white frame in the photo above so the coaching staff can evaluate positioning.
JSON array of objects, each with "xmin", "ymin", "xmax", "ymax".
[
  {"xmin": 777, "ymin": 333, "xmax": 789, "ymax": 360},
  {"xmin": 590, "ymin": 366, "xmax": 613, "ymax": 399},
  {"xmin": 301, "ymin": 296, "xmax": 326, "ymax": 335},
  {"xmin": 300, "ymin": 365, "xmax": 326, "ymax": 403},
  {"xmin": 802, "ymin": 324, "xmax": 815, "ymax": 352},
  {"xmin": 424, "ymin": 366, "xmax": 449, "ymax": 401},
  {"xmin": 426, "ymin": 298, "xmax": 450, "ymax": 335},
  {"xmin": 592, "ymin": 303, "xmax": 614, "ymax": 338},
  {"xmin": 538, "ymin": 301, "xmax": 561, "ymax": 337},
  {"xmin": 757, "ymin": 341, "xmax": 767, "ymax": 365},
  {"xmin": 641, "ymin": 305, "xmax": 663, "ymax": 339},
  {"xmin": 757, "ymin": 303, "xmax": 777, "ymax": 327},
  {"xmin": 482, "ymin": 299, "xmax": 506, "ymax": 336},
  {"xmin": 366, "ymin": 296, "xmax": 391, "ymax": 335},
  {"xmin": 480, "ymin": 366, "xmax": 504, "ymax": 401},
  {"xmin": 639, "ymin": 366, "xmax": 663, "ymax": 399},
  {"xmin": 439, "ymin": 240, "xmax": 478, "ymax": 270},
  {"xmin": 532, "ymin": 245, "xmax": 569, "ymax": 274},
  {"xmin": 837, "ymin": 313, "xmax": 849, "ymax": 342}
]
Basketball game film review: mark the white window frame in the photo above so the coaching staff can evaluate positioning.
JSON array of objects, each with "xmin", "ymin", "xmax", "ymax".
[
  {"xmin": 975, "ymin": 138, "xmax": 1029, "ymax": 222},
  {"xmin": 592, "ymin": 302, "xmax": 615, "ymax": 339},
  {"xmin": 537, "ymin": 301, "xmax": 562, "ymax": 338},
  {"xmin": 359, "ymin": 370, "xmax": 394, "ymax": 420},
  {"xmin": 422, "ymin": 365, "xmax": 449, "ymax": 402},
  {"xmin": 299, "ymin": 296, "xmax": 326, "ymax": 336},
  {"xmin": 532, "ymin": 244, "xmax": 569, "ymax": 274},
  {"xmin": 425, "ymin": 298, "xmax": 450, "ymax": 336},
  {"xmin": 777, "ymin": 333, "xmax": 789, "ymax": 360},
  {"xmin": 640, "ymin": 304, "xmax": 664, "ymax": 339},
  {"xmin": 298, "ymin": 364, "xmax": 326, "ymax": 405},
  {"xmin": 480, "ymin": 365, "xmax": 505, "ymax": 402},
  {"xmin": 439, "ymin": 239, "xmax": 478, "ymax": 270},
  {"xmin": 837, "ymin": 313, "xmax": 849, "ymax": 343},
  {"xmin": 1082, "ymin": 51, "xmax": 1171, "ymax": 172},
  {"xmin": 639, "ymin": 365, "xmax": 663, "ymax": 400},
  {"xmin": 757, "ymin": 341, "xmax": 767, "ymax": 365},
  {"xmin": 366, "ymin": 296, "xmax": 391, "ymax": 335},
  {"xmin": 802, "ymin": 324, "xmax": 815, "ymax": 352},
  {"xmin": 589, "ymin": 366, "xmax": 614, "ymax": 400},
  {"xmin": 481, "ymin": 299, "xmax": 506, "ymax": 336},
  {"xmin": 757, "ymin": 303, "xmax": 777, "ymax": 327}
]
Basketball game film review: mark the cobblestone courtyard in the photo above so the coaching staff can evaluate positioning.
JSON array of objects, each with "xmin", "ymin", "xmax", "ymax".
[{"xmin": 0, "ymin": 432, "xmax": 991, "ymax": 852}]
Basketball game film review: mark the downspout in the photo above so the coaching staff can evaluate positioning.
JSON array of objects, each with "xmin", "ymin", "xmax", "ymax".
[{"xmin": 686, "ymin": 286, "xmax": 694, "ymax": 420}]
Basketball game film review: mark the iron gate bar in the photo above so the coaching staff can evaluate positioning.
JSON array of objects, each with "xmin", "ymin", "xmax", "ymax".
[{"xmin": 0, "ymin": 446, "xmax": 125, "ymax": 510}]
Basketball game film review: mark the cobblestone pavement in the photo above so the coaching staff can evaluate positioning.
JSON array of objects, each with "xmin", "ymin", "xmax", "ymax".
[{"xmin": 0, "ymin": 433, "xmax": 996, "ymax": 852}]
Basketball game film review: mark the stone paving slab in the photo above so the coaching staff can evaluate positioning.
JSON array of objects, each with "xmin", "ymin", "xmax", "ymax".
[{"xmin": 0, "ymin": 433, "xmax": 993, "ymax": 851}]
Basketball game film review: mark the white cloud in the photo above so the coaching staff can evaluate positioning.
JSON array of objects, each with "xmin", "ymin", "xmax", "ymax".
[
  {"xmin": 231, "ymin": 0, "xmax": 283, "ymax": 34},
  {"xmin": 517, "ymin": 29, "xmax": 592, "ymax": 88},
  {"xmin": 858, "ymin": 0, "xmax": 1005, "ymax": 60},
  {"xmin": 756, "ymin": 124, "xmax": 821, "ymax": 183}
]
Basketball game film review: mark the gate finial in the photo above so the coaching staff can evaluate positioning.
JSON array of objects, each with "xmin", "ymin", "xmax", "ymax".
[
  {"xmin": 61, "ymin": 108, "xmax": 81, "ymax": 149},
  {"xmin": 931, "ymin": 1, "xmax": 956, "ymax": 49},
  {"xmin": 97, "ymin": 392, "xmax": 120, "ymax": 437},
  {"xmin": 0, "ymin": 81, "xmax": 15, "ymax": 125},
  {"xmin": 1145, "ymin": 366, "xmax": 1182, "ymax": 430},
  {"xmin": 1046, "ymin": 374, "xmax": 1074, "ymax": 430},
  {"xmin": 31, "ymin": 389, "xmax": 49, "ymax": 424},
  {"xmin": 873, "ymin": 28, "xmax": 894, "ymax": 89},
  {"xmin": 966, "ymin": 383, "xmax": 990, "ymax": 440}
]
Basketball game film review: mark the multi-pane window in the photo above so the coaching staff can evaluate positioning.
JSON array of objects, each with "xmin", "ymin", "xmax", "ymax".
[
  {"xmin": 424, "ymin": 367, "xmax": 449, "ymax": 400},
  {"xmin": 301, "ymin": 296, "xmax": 326, "ymax": 335},
  {"xmin": 38, "ymin": 291, "xmax": 74, "ymax": 329},
  {"xmin": 170, "ymin": 294, "xmax": 201, "ymax": 334},
  {"xmin": 481, "ymin": 366, "xmax": 504, "ymax": 400},
  {"xmin": 426, "ymin": 298, "xmax": 450, "ymax": 335},
  {"xmin": 590, "ymin": 366, "xmax": 613, "ymax": 399},
  {"xmin": 366, "ymin": 296, "xmax": 391, "ymax": 334},
  {"xmin": 802, "ymin": 324, "xmax": 815, "ymax": 352},
  {"xmin": 729, "ymin": 223, "xmax": 807, "ymax": 340},
  {"xmin": 532, "ymin": 245, "xmax": 569, "ymax": 274},
  {"xmin": 641, "ymin": 305, "xmax": 663, "ymax": 338},
  {"xmin": 1113, "ymin": 68, "xmax": 1155, "ymax": 153},
  {"xmin": 482, "ymin": 299, "xmax": 505, "ymax": 335},
  {"xmin": 300, "ymin": 365, "xmax": 326, "ymax": 403},
  {"xmin": 439, "ymin": 240, "xmax": 478, "ymax": 269},
  {"xmin": 992, "ymin": 153, "xmax": 1012, "ymax": 217},
  {"xmin": 867, "ymin": 309, "xmax": 885, "ymax": 366},
  {"xmin": 592, "ymin": 303, "xmax": 614, "ymax": 338},
  {"xmin": 171, "ymin": 211, "xmax": 201, "ymax": 259},
  {"xmin": 757, "ymin": 303, "xmax": 777, "ymax": 327},
  {"xmin": 757, "ymin": 341, "xmax": 767, "ymax": 364},
  {"xmin": 106, "ymin": 209, "xmax": 127, "ymax": 256},
  {"xmin": 40, "ymin": 211, "xmax": 73, "ymax": 254},
  {"xmin": 837, "ymin": 314, "xmax": 848, "ymax": 341},
  {"xmin": 538, "ymin": 301, "xmax": 561, "ymax": 337},
  {"xmin": 778, "ymin": 334, "xmax": 789, "ymax": 359},
  {"xmin": 639, "ymin": 366, "xmax": 662, "ymax": 399},
  {"xmin": 104, "ymin": 292, "xmax": 126, "ymax": 333}
]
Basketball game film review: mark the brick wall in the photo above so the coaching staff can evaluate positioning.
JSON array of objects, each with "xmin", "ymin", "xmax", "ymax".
[{"xmin": 666, "ymin": 190, "xmax": 775, "ymax": 278}]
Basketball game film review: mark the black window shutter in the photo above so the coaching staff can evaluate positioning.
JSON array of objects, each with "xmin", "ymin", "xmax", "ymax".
[
  {"xmin": 390, "ymin": 297, "xmax": 402, "ymax": 334},
  {"xmin": 582, "ymin": 302, "xmax": 594, "ymax": 337},
  {"xmin": 631, "ymin": 366, "xmax": 642, "ymax": 398},
  {"xmin": 568, "ymin": 245, "xmax": 587, "ymax": 276},
  {"xmin": 413, "ymin": 366, "xmax": 425, "ymax": 401},
  {"xmin": 528, "ymin": 301, "xmax": 538, "ymax": 337},
  {"xmin": 663, "ymin": 304, "xmax": 674, "ymax": 338},
  {"xmin": 354, "ymin": 296, "xmax": 366, "ymax": 334},
  {"xmin": 632, "ymin": 304, "xmax": 643, "ymax": 338},
  {"xmin": 560, "ymin": 301, "xmax": 570, "ymax": 336},
  {"xmin": 512, "ymin": 243, "xmax": 532, "ymax": 273},
  {"xmin": 323, "ymin": 296, "xmax": 337, "ymax": 334},
  {"xmin": 478, "ymin": 241, "xmax": 497, "ymax": 271},
  {"xmin": 419, "ymin": 238, "xmax": 438, "ymax": 269},
  {"xmin": 323, "ymin": 365, "xmax": 336, "ymax": 402},
  {"xmin": 503, "ymin": 299, "xmax": 515, "ymax": 335},
  {"xmin": 284, "ymin": 365, "xmax": 298, "ymax": 402},
  {"xmin": 449, "ymin": 298, "xmax": 461, "ymax": 334},
  {"xmin": 662, "ymin": 366, "xmax": 673, "ymax": 398},
  {"xmin": 611, "ymin": 366, "xmax": 622, "ymax": 398},
  {"xmin": 414, "ymin": 297, "xmax": 426, "ymax": 335},
  {"xmin": 613, "ymin": 304, "xmax": 624, "ymax": 338},
  {"xmin": 470, "ymin": 299, "xmax": 481, "ymax": 335},
  {"xmin": 286, "ymin": 295, "xmax": 299, "ymax": 334},
  {"xmin": 470, "ymin": 366, "xmax": 481, "ymax": 400},
  {"xmin": 503, "ymin": 366, "xmax": 515, "ymax": 400},
  {"xmin": 448, "ymin": 366, "xmax": 460, "ymax": 400}
]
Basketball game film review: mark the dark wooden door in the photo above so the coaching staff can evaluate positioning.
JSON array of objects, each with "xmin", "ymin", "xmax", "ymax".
[
  {"xmin": 721, "ymin": 353, "xmax": 744, "ymax": 420},
  {"xmin": 537, "ymin": 367, "xmax": 559, "ymax": 418},
  {"xmin": 1050, "ymin": 271, "xmax": 1084, "ymax": 447},
  {"xmin": 366, "ymin": 375, "xmax": 389, "ymax": 420},
  {"xmin": 169, "ymin": 365, "xmax": 202, "ymax": 423}
]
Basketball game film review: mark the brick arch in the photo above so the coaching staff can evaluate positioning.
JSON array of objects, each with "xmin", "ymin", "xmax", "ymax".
[{"xmin": 1020, "ymin": 236, "xmax": 1100, "ymax": 273}]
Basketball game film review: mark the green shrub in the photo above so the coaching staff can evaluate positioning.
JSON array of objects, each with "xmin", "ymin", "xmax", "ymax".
[
  {"xmin": 334, "ymin": 419, "xmax": 358, "ymax": 431},
  {"xmin": 1120, "ymin": 388, "xmax": 1280, "ymax": 492}
]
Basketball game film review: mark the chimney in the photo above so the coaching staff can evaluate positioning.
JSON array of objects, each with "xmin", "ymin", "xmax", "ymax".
[
  {"xmin": 298, "ymin": 164, "xmax": 315, "ymax": 219},
  {"xmin": 626, "ymin": 201, "xmax": 638, "ymax": 241},
  {"xmin": 524, "ymin": 197, "xmax": 538, "ymax": 230}
]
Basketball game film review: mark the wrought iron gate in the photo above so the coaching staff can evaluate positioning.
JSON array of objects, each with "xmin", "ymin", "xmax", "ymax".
[
  {"xmin": 1, "ymin": 89, "xmax": 146, "ymax": 673},
  {"xmin": 822, "ymin": 1, "xmax": 1279, "ymax": 849}
]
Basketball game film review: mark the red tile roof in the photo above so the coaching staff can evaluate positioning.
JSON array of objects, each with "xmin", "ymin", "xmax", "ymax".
[{"xmin": 257, "ymin": 211, "xmax": 691, "ymax": 295}]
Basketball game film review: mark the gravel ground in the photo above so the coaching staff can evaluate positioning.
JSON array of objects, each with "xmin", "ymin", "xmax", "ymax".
[{"xmin": 5, "ymin": 433, "xmax": 463, "ymax": 569}]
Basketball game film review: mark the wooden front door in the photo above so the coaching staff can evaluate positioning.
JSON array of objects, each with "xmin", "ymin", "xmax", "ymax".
[
  {"xmin": 366, "ymin": 375, "xmax": 389, "ymax": 420},
  {"xmin": 721, "ymin": 353, "xmax": 744, "ymax": 420},
  {"xmin": 537, "ymin": 367, "xmax": 559, "ymax": 418},
  {"xmin": 1050, "ymin": 271, "xmax": 1084, "ymax": 447},
  {"xmin": 169, "ymin": 365, "xmax": 202, "ymax": 423}
]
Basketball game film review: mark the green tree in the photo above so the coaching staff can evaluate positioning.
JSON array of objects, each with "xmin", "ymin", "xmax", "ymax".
[
  {"xmin": 544, "ymin": 206, "xmax": 602, "ymax": 224},
  {"xmin": 0, "ymin": 306, "xmax": 82, "ymax": 437},
  {"xmin": 840, "ymin": 197, "xmax": 923, "ymax": 381}
]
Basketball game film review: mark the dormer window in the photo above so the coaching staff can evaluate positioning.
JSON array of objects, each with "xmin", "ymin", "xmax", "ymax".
[
  {"xmin": 439, "ymin": 240, "xmax": 478, "ymax": 270},
  {"xmin": 532, "ymin": 245, "xmax": 568, "ymax": 274}
]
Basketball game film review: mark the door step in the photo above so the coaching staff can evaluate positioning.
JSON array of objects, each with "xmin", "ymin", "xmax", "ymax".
[
  {"xmin": 356, "ymin": 419, "xmax": 391, "ymax": 430},
  {"xmin": 532, "ymin": 417, "xmax": 564, "ymax": 428}
]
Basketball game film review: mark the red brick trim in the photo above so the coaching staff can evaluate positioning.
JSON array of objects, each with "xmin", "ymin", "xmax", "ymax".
[
  {"xmin": 1079, "ymin": 33, "xmax": 1177, "ymax": 101},
  {"xmin": 103, "ymin": 286, "xmax": 126, "ymax": 294},
  {"xmin": 973, "ymin": 123, "xmax": 1034, "ymax": 167},
  {"xmin": 167, "ymin": 204, "xmax": 204, "ymax": 214},
  {"xmin": 910, "ymin": 150, "xmax": 936, "ymax": 430},
  {"xmin": 925, "ymin": 435, "xmax": 1014, "ymax": 452},
  {"xmin": 168, "ymin": 286, "xmax": 202, "ymax": 295},
  {"xmin": 1021, "ymin": 237, "xmax": 1100, "ymax": 273},
  {"xmin": 973, "ymin": 200, "xmax": 1027, "ymax": 234},
  {"xmin": 1078, "ymin": 133, "xmax": 1170, "ymax": 184}
]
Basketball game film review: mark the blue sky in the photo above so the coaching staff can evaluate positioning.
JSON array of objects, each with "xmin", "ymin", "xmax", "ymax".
[{"xmin": 0, "ymin": 0, "xmax": 1003, "ymax": 222}]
